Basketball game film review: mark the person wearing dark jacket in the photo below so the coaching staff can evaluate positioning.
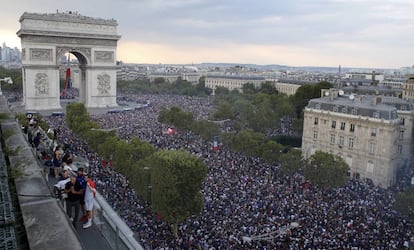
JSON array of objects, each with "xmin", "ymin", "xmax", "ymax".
[{"xmin": 64, "ymin": 175, "xmax": 83, "ymax": 226}]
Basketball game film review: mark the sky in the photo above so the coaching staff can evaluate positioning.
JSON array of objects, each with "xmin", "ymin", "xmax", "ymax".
[{"xmin": 1, "ymin": 0, "xmax": 414, "ymax": 68}]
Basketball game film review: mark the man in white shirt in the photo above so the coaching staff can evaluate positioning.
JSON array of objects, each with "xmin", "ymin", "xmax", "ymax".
[{"xmin": 83, "ymin": 173, "xmax": 97, "ymax": 229}]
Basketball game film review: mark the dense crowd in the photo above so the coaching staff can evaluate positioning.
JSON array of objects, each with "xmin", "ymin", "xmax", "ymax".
[
  {"xmin": 60, "ymin": 87, "xmax": 79, "ymax": 99},
  {"xmin": 40, "ymin": 93, "xmax": 413, "ymax": 249}
]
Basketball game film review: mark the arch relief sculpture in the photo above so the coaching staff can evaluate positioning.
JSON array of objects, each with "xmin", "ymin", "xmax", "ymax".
[
  {"xmin": 35, "ymin": 73, "xmax": 49, "ymax": 96},
  {"xmin": 97, "ymin": 73, "xmax": 111, "ymax": 95}
]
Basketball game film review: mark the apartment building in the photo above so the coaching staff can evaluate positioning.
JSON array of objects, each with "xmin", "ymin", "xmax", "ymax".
[
  {"xmin": 205, "ymin": 75, "xmax": 265, "ymax": 95},
  {"xmin": 302, "ymin": 88, "xmax": 413, "ymax": 188},
  {"xmin": 401, "ymin": 75, "xmax": 414, "ymax": 102}
]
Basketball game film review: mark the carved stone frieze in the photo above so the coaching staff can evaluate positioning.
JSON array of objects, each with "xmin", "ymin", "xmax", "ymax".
[
  {"xmin": 21, "ymin": 35, "xmax": 118, "ymax": 46},
  {"xmin": 94, "ymin": 51, "xmax": 114, "ymax": 63},
  {"xmin": 30, "ymin": 48, "xmax": 52, "ymax": 61},
  {"xmin": 34, "ymin": 73, "xmax": 49, "ymax": 96},
  {"xmin": 97, "ymin": 73, "xmax": 111, "ymax": 95}
]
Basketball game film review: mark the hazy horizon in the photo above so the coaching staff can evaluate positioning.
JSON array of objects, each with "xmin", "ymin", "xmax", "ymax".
[{"xmin": 2, "ymin": 0, "xmax": 414, "ymax": 69}]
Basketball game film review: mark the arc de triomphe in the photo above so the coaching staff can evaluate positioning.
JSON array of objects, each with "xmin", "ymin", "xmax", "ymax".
[{"xmin": 17, "ymin": 12, "xmax": 121, "ymax": 111}]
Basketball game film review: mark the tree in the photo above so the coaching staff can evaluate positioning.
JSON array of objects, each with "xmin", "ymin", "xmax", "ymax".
[
  {"xmin": 211, "ymin": 102, "xmax": 234, "ymax": 120},
  {"xmin": 190, "ymin": 120, "xmax": 219, "ymax": 141},
  {"xmin": 394, "ymin": 190, "xmax": 414, "ymax": 221},
  {"xmin": 250, "ymin": 93, "xmax": 276, "ymax": 132},
  {"xmin": 111, "ymin": 138, "xmax": 155, "ymax": 175},
  {"xmin": 153, "ymin": 77, "xmax": 166, "ymax": 85},
  {"xmin": 242, "ymin": 83, "xmax": 257, "ymax": 95},
  {"xmin": 214, "ymin": 86, "xmax": 230, "ymax": 96},
  {"xmin": 290, "ymin": 81, "xmax": 332, "ymax": 118},
  {"xmin": 279, "ymin": 148, "xmax": 302, "ymax": 177},
  {"xmin": 84, "ymin": 129, "xmax": 116, "ymax": 152},
  {"xmin": 304, "ymin": 151, "xmax": 349, "ymax": 189},
  {"xmin": 158, "ymin": 106, "xmax": 194, "ymax": 130},
  {"xmin": 98, "ymin": 136, "xmax": 120, "ymax": 160},
  {"xmin": 260, "ymin": 140, "xmax": 284, "ymax": 164},
  {"xmin": 66, "ymin": 103, "xmax": 90, "ymax": 133},
  {"xmin": 0, "ymin": 66, "xmax": 22, "ymax": 92},
  {"xmin": 150, "ymin": 150, "xmax": 206, "ymax": 236},
  {"xmin": 260, "ymin": 82, "xmax": 278, "ymax": 95},
  {"xmin": 227, "ymin": 129, "xmax": 266, "ymax": 156}
]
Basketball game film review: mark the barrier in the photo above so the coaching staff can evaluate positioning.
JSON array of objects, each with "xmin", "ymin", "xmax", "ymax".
[{"xmin": 93, "ymin": 192, "xmax": 144, "ymax": 250}]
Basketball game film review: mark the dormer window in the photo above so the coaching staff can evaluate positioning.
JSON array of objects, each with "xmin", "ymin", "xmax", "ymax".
[{"xmin": 352, "ymin": 109, "xmax": 358, "ymax": 115}]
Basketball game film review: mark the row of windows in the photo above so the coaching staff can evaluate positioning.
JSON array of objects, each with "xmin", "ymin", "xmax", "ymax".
[
  {"xmin": 313, "ymin": 131, "xmax": 404, "ymax": 155},
  {"xmin": 314, "ymin": 118, "xmax": 357, "ymax": 133},
  {"xmin": 314, "ymin": 131, "xmax": 376, "ymax": 153},
  {"xmin": 313, "ymin": 104, "xmax": 399, "ymax": 118},
  {"xmin": 312, "ymin": 117, "xmax": 403, "ymax": 138}
]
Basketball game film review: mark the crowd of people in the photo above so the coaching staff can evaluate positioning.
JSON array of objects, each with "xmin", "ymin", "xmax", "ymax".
[
  {"xmin": 60, "ymin": 87, "xmax": 79, "ymax": 99},
  {"xmin": 38, "ymin": 93, "xmax": 414, "ymax": 249}
]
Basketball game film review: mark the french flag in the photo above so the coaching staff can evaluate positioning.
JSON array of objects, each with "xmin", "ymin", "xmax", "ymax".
[{"xmin": 213, "ymin": 136, "xmax": 219, "ymax": 152}]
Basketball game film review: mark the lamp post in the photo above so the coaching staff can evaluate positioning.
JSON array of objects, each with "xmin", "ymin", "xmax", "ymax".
[
  {"xmin": 143, "ymin": 166, "xmax": 152, "ymax": 205},
  {"xmin": 0, "ymin": 77, "xmax": 13, "ymax": 95}
]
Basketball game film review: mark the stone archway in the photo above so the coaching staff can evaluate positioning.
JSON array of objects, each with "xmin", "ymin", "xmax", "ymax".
[{"xmin": 17, "ymin": 11, "xmax": 121, "ymax": 111}]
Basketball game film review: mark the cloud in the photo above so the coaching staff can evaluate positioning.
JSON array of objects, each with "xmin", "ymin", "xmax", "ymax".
[{"xmin": 1, "ymin": 0, "xmax": 414, "ymax": 68}]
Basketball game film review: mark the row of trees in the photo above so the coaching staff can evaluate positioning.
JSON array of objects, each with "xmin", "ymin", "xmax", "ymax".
[
  {"xmin": 118, "ymin": 76, "xmax": 211, "ymax": 96},
  {"xmin": 211, "ymin": 81, "xmax": 332, "ymax": 137},
  {"xmin": 66, "ymin": 103, "xmax": 206, "ymax": 236},
  {"xmin": 158, "ymin": 106, "xmax": 350, "ymax": 189}
]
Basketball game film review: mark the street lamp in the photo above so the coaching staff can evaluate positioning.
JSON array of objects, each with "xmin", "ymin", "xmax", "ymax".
[
  {"xmin": 0, "ymin": 77, "xmax": 13, "ymax": 95},
  {"xmin": 143, "ymin": 166, "xmax": 152, "ymax": 205}
]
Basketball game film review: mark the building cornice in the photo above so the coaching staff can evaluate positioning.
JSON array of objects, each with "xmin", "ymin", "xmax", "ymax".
[{"xmin": 19, "ymin": 12, "xmax": 118, "ymax": 26}]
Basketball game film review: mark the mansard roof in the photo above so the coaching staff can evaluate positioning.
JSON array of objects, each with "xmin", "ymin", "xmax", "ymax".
[{"xmin": 307, "ymin": 95, "xmax": 401, "ymax": 120}]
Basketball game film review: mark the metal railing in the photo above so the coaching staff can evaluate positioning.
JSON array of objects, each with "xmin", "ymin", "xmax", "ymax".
[{"xmin": 93, "ymin": 192, "xmax": 144, "ymax": 250}]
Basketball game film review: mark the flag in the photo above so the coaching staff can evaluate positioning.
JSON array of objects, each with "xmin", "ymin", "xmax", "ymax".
[
  {"xmin": 61, "ymin": 54, "xmax": 71, "ymax": 97},
  {"xmin": 163, "ymin": 127, "xmax": 175, "ymax": 135},
  {"xmin": 213, "ymin": 136, "xmax": 219, "ymax": 152}
]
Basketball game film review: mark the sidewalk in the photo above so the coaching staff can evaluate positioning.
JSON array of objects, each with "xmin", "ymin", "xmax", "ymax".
[{"xmin": 45, "ymin": 170, "xmax": 113, "ymax": 250}]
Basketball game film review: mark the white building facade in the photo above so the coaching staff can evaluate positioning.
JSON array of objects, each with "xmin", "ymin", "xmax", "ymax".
[{"xmin": 302, "ymin": 88, "xmax": 413, "ymax": 188}]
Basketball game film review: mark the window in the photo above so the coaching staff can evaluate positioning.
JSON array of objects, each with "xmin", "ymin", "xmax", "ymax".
[
  {"xmin": 339, "ymin": 136, "xmax": 345, "ymax": 146},
  {"xmin": 350, "ymin": 124, "xmax": 355, "ymax": 132},
  {"xmin": 348, "ymin": 138, "xmax": 354, "ymax": 148},
  {"xmin": 331, "ymin": 120, "xmax": 336, "ymax": 129},
  {"xmin": 399, "ymin": 130, "xmax": 404, "ymax": 140},
  {"xmin": 340, "ymin": 122, "xmax": 346, "ymax": 130},
  {"xmin": 366, "ymin": 161, "xmax": 374, "ymax": 173},
  {"xmin": 330, "ymin": 134, "xmax": 336, "ymax": 144},
  {"xmin": 314, "ymin": 117, "xmax": 319, "ymax": 125},
  {"xmin": 371, "ymin": 128, "xmax": 377, "ymax": 137},
  {"xmin": 333, "ymin": 106, "xmax": 338, "ymax": 112},
  {"xmin": 369, "ymin": 142, "xmax": 376, "ymax": 154},
  {"xmin": 352, "ymin": 109, "xmax": 358, "ymax": 115},
  {"xmin": 401, "ymin": 118, "xmax": 405, "ymax": 126},
  {"xmin": 373, "ymin": 112, "xmax": 380, "ymax": 119},
  {"xmin": 342, "ymin": 107, "xmax": 347, "ymax": 113},
  {"xmin": 315, "ymin": 103, "xmax": 321, "ymax": 109},
  {"xmin": 398, "ymin": 145, "xmax": 403, "ymax": 155},
  {"xmin": 313, "ymin": 130, "xmax": 318, "ymax": 140}
]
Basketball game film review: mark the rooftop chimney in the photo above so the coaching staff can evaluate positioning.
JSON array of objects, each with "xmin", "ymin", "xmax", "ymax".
[{"xmin": 372, "ymin": 96, "xmax": 382, "ymax": 105}]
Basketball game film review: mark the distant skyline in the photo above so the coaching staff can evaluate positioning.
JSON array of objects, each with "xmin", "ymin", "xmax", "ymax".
[{"xmin": 1, "ymin": 0, "xmax": 414, "ymax": 69}]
